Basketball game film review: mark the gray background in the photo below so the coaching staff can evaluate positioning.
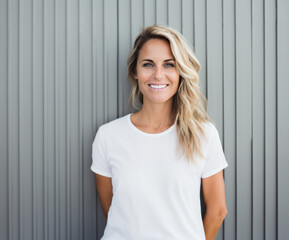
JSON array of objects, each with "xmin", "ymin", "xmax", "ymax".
[{"xmin": 1, "ymin": 0, "xmax": 289, "ymax": 239}]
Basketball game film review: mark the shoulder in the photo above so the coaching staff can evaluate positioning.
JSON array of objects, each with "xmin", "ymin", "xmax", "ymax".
[
  {"xmin": 197, "ymin": 120, "xmax": 221, "ymax": 149},
  {"xmin": 98, "ymin": 114, "xmax": 130, "ymax": 137},
  {"xmin": 199, "ymin": 120, "xmax": 217, "ymax": 137}
]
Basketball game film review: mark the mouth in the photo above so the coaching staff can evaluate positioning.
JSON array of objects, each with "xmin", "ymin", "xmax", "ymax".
[{"xmin": 148, "ymin": 84, "xmax": 169, "ymax": 90}]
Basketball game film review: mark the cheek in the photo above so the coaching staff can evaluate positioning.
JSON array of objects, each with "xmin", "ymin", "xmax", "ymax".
[
  {"xmin": 171, "ymin": 72, "xmax": 180, "ymax": 83},
  {"xmin": 137, "ymin": 70, "xmax": 151, "ymax": 81}
]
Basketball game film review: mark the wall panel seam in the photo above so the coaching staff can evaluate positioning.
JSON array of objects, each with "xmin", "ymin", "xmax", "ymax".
[{"xmin": 275, "ymin": 0, "xmax": 278, "ymax": 239}]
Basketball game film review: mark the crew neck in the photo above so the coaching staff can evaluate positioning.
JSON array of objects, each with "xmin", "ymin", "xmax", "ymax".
[{"xmin": 127, "ymin": 113, "xmax": 175, "ymax": 137}]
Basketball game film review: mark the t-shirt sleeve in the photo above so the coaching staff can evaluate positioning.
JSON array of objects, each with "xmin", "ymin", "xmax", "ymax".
[
  {"xmin": 91, "ymin": 126, "xmax": 112, "ymax": 178},
  {"xmin": 201, "ymin": 123, "xmax": 228, "ymax": 178}
]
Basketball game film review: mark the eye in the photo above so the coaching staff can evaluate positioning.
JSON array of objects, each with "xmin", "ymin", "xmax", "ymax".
[
  {"xmin": 165, "ymin": 63, "xmax": 175, "ymax": 67},
  {"xmin": 143, "ymin": 63, "xmax": 153, "ymax": 67}
]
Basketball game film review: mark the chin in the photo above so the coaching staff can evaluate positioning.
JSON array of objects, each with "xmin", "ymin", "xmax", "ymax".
[{"xmin": 146, "ymin": 96, "xmax": 174, "ymax": 104}]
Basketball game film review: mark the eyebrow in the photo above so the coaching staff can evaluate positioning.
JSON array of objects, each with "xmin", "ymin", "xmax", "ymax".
[{"xmin": 140, "ymin": 59, "xmax": 175, "ymax": 62}]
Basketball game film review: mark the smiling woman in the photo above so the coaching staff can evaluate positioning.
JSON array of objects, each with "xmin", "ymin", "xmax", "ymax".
[
  {"xmin": 91, "ymin": 25, "xmax": 228, "ymax": 240},
  {"xmin": 134, "ymin": 38, "xmax": 180, "ymax": 105}
]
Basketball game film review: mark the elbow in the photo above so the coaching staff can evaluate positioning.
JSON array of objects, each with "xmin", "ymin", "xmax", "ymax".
[
  {"xmin": 216, "ymin": 206, "xmax": 227, "ymax": 221},
  {"xmin": 220, "ymin": 207, "xmax": 228, "ymax": 220},
  {"xmin": 206, "ymin": 206, "xmax": 228, "ymax": 222}
]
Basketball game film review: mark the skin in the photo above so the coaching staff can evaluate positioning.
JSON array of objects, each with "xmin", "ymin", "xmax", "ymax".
[
  {"xmin": 202, "ymin": 171, "xmax": 228, "ymax": 239},
  {"xmin": 94, "ymin": 174, "xmax": 112, "ymax": 219},
  {"xmin": 95, "ymin": 38, "xmax": 227, "ymax": 238}
]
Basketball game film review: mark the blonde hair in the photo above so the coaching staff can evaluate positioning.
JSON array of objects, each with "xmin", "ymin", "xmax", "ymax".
[{"xmin": 127, "ymin": 25, "xmax": 214, "ymax": 163}]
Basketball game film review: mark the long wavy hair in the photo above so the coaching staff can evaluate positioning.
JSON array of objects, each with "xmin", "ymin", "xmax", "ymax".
[{"xmin": 127, "ymin": 25, "xmax": 214, "ymax": 163}]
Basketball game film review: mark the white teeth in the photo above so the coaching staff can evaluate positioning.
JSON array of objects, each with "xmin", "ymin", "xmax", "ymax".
[{"xmin": 149, "ymin": 84, "xmax": 168, "ymax": 89}]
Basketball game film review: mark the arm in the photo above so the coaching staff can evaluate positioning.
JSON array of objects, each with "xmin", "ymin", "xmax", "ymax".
[
  {"xmin": 202, "ymin": 170, "xmax": 227, "ymax": 240},
  {"xmin": 94, "ymin": 173, "xmax": 113, "ymax": 219}
]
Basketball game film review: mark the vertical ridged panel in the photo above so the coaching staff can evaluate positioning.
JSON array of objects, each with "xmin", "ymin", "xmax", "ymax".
[
  {"xmin": 144, "ymin": 0, "xmax": 156, "ymax": 26},
  {"xmin": 67, "ymin": 0, "xmax": 80, "ymax": 239},
  {"xmin": 206, "ymin": 0, "xmax": 224, "ymax": 239},
  {"xmin": 104, "ymin": 0, "xmax": 118, "ymax": 122},
  {"xmin": 236, "ymin": 0, "xmax": 252, "ymax": 239},
  {"xmin": 182, "ymin": 0, "xmax": 194, "ymax": 46},
  {"xmin": 168, "ymin": 0, "xmax": 182, "ymax": 32},
  {"xmin": 277, "ymin": 0, "xmax": 289, "ymax": 239},
  {"xmin": 55, "ymin": 0, "xmax": 67, "ymax": 239},
  {"xmin": 92, "ymin": 0, "xmax": 105, "ymax": 237},
  {"xmin": 252, "ymin": 0, "xmax": 265, "ymax": 239},
  {"xmin": 80, "ymin": 0, "xmax": 94, "ymax": 239},
  {"xmin": 131, "ymin": 0, "xmax": 144, "ymax": 45},
  {"xmin": 156, "ymin": 0, "xmax": 168, "ymax": 25},
  {"xmin": 194, "ymin": 0, "xmax": 207, "ymax": 97},
  {"xmin": 118, "ymin": 0, "xmax": 132, "ymax": 114},
  {"xmin": 19, "ymin": 0, "xmax": 33, "ymax": 236},
  {"xmin": 32, "ymin": 0, "xmax": 45, "ymax": 238},
  {"xmin": 207, "ymin": 0, "xmax": 223, "ymax": 127},
  {"xmin": 7, "ymin": 0, "xmax": 20, "ymax": 239},
  {"xmin": 0, "ymin": 0, "xmax": 8, "ymax": 239},
  {"xmin": 92, "ymin": 0, "xmax": 104, "ymax": 125},
  {"xmin": 223, "ymin": 0, "xmax": 236, "ymax": 239},
  {"xmin": 264, "ymin": 0, "xmax": 277, "ymax": 239},
  {"xmin": 44, "ymin": 0, "xmax": 56, "ymax": 239}
]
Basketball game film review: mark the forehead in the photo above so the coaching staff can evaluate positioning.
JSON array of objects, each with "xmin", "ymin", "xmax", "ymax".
[{"xmin": 138, "ymin": 38, "xmax": 174, "ymax": 60}]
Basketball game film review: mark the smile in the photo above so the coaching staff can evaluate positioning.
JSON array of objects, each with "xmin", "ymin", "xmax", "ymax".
[{"xmin": 148, "ymin": 84, "xmax": 169, "ymax": 90}]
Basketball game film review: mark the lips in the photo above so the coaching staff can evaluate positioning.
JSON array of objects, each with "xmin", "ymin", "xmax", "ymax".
[
  {"xmin": 148, "ymin": 84, "xmax": 169, "ymax": 85},
  {"xmin": 148, "ymin": 84, "xmax": 169, "ymax": 90}
]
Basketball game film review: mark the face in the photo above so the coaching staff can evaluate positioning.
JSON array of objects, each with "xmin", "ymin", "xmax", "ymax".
[{"xmin": 134, "ymin": 38, "xmax": 180, "ymax": 105}]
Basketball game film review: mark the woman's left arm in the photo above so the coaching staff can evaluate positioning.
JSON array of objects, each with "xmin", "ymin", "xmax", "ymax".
[{"xmin": 202, "ymin": 170, "xmax": 228, "ymax": 240}]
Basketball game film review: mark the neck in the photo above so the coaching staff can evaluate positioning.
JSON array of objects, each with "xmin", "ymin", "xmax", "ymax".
[{"xmin": 136, "ymin": 98, "xmax": 175, "ymax": 128}]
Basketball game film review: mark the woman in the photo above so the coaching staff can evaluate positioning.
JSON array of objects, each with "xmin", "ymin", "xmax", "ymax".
[{"xmin": 91, "ymin": 25, "xmax": 228, "ymax": 240}]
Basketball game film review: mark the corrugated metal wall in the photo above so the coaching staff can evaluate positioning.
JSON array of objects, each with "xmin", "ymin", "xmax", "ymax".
[{"xmin": 0, "ymin": 0, "xmax": 288, "ymax": 239}]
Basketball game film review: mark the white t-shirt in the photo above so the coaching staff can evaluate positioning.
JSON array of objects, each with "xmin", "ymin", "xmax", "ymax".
[{"xmin": 91, "ymin": 113, "xmax": 228, "ymax": 240}]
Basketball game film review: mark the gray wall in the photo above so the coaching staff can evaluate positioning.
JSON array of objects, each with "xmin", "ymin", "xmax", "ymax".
[{"xmin": 1, "ymin": 0, "xmax": 289, "ymax": 240}]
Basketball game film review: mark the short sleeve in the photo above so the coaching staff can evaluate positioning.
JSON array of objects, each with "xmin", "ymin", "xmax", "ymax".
[
  {"xmin": 91, "ymin": 126, "xmax": 112, "ymax": 178},
  {"xmin": 201, "ymin": 123, "xmax": 228, "ymax": 178}
]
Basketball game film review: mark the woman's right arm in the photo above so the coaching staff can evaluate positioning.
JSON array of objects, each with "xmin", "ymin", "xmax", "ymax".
[{"xmin": 94, "ymin": 173, "xmax": 113, "ymax": 219}]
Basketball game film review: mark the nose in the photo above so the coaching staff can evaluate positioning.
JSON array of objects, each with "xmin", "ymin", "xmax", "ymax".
[{"xmin": 154, "ymin": 65, "xmax": 164, "ymax": 80}]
